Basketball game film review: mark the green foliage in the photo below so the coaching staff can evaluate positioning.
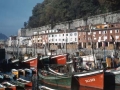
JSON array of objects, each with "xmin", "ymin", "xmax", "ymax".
[{"xmin": 26, "ymin": 0, "xmax": 120, "ymax": 28}]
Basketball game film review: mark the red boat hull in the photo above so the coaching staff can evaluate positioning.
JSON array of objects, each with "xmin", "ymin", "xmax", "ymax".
[
  {"xmin": 25, "ymin": 82, "xmax": 32, "ymax": 87},
  {"xmin": 50, "ymin": 54, "xmax": 66, "ymax": 65},
  {"xmin": 25, "ymin": 87, "xmax": 32, "ymax": 90},
  {"xmin": 6, "ymin": 86, "xmax": 16, "ymax": 90},
  {"xmin": 73, "ymin": 70, "xmax": 104, "ymax": 89},
  {"xmin": 23, "ymin": 58, "xmax": 37, "ymax": 68},
  {"xmin": 79, "ymin": 86, "xmax": 103, "ymax": 90},
  {"xmin": 79, "ymin": 73, "xmax": 104, "ymax": 89},
  {"xmin": 0, "ymin": 88, "xmax": 5, "ymax": 90}
]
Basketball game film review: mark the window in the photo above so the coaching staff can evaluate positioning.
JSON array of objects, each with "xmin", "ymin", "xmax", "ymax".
[
  {"xmin": 104, "ymin": 36, "xmax": 107, "ymax": 40},
  {"xmin": 75, "ymin": 38, "xmax": 76, "ymax": 41},
  {"xmin": 74, "ymin": 33, "xmax": 77, "ymax": 36},
  {"xmin": 110, "ymin": 36, "xmax": 112, "ymax": 39},
  {"xmin": 93, "ymin": 32, "xmax": 96, "ymax": 34},
  {"xmin": 105, "ymin": 31, "xmax": 107, "ymax": 34},
  {"xmin": 66, "ymin": 38, "xmax": 68, "ymax": 42},
  {"xmin": 99, "ymin": 37, "xmax": 101, "ymax": 40},
  {"xmin": 103, "ymin": 31, "xmax": 107, "ymax": 34},
  {"xmin": 116, "ymin": 36, "xmax": 119, "ymax": 39},
  {"xmin": 99, "ymin": 31, "xmax": 101, "ymax": 34},
  {"xmin": 88, "ymin": 32, "xmax": 91, "ymax": 35},
  {"xmin": 70, "ymin": 33, "xmax": 72, "ymax": 36},
  {"xmin": 115, "ymin": 30, "xmax": 119, "ymax": 33},
  {"xmin": 111, "ymin": 24, "xmax": 114, "ymax": 27},
  {"xmin": 110, "ymin": 30, "xmax": 112, "ymax": 33},
  {"xmin": 66, "ymin": 34, "xmax": 68, "ymax": 36}
]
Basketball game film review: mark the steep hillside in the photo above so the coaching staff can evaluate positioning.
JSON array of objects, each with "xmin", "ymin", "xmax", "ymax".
[
  {"xmin": 0, "ymin": 33, "xmax": 8, "ymax": 40},
  {"xmin": 24, "ymin": 0, "xmax": 120, "ymax": 28}
]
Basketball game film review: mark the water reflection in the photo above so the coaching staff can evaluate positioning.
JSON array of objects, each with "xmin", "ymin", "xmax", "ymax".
[
  {"xmin": 72, "ymin": 86, "xmax": 120, "ymax": 90},
  {"xmin": 40, "ymin": 83, "xmax": 120, "ymax": 90}
]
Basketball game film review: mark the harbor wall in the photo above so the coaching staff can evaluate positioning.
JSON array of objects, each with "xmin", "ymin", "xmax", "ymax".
[
  {"xmin": 20, "ymin": 11, "xmax": 120, "ymax": 36},
  {"xmin": 5, "ymin": 47, "xmax": 120, "ymax": 59}
]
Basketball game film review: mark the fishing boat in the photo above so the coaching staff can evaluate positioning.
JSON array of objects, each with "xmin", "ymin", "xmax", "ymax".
[
  {"xmin": 2, "ymin": 82, "xmax": 16, "ymax": 90},
  {"xmin": 12, "ymin": 68, "xmax": 35, "ymax": 81},
  {"xmin": 106, "ymin": 68, "xmax": 120, "ymax": 86},
  {"xmin": 38, "ymin": 69, "xmax": 71, "ymax": 89},
  {"xmin": 101, "ymin": 55, "xmax": 120, "ymax": 86},
  {"xmin": 0, "ymin": 84, "xmax": 5, "ymax": 90},
  {"xmin": 38, "ymin": 52, "xmax": 116, "ymax": 89},
  {"xmin": 39, "ymin": 85, "xmax": 55, "ymax": 90},
  {"xmin": 17, "ymin": 78, "xmax": 32, "ymax": 87},
  {"xmin": 72, "ymin": 69, "xmax": 115, "ymax": 89},
  {"xmin": 37, "ymin": 53, "xmax": 71, "ymax": 89},
  {"xmin": 22, "ymin": 57, "xmax": 38, "ymax": 68},
  {"xmin": 39, "ymin": 54, "xmax": 67, "ymax": 65}
]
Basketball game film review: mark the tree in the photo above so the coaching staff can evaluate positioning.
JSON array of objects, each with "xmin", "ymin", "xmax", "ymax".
[
  {"xmin": 24, "ymin": 22, "xmax": 27, "ymax": 28},
  {"xmin": 26, "ymin": 0, "xmax": 120, "ymax": 28}
]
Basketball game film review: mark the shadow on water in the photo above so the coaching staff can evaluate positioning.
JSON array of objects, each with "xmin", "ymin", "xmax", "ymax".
[
  {"xmin": 78, "ymin": 86, "xmax": 119, "ymax": 90},
  {"xmin": 40, "ymin": 80, "xmax": 120, "ymax": 90}
]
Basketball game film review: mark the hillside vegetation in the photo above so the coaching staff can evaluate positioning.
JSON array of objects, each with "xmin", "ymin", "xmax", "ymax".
[{"xmin": 24, "ymin": 0, "xmax": 120, "ymax": 28}]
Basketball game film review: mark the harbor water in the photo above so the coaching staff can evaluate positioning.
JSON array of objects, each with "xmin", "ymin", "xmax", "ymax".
[{"xmin": 40, "ymin": 82, "xmax": 120, "ymax": 90}]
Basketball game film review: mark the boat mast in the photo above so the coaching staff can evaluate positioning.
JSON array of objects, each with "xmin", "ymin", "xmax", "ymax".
[
  {"xmin": 65, "ymin": 29, "xmax": 67, "ymax": 53},
  {"xmin": 111, "ymin": 35, "xmax": 116, "ymax": 56},
  {"xmin": 17, "ymin": 38, "xmax": 19, "ymax": 59},
  {"xmin": 89, "ymin": 24, "xmax": 95, "ymax": 69}
]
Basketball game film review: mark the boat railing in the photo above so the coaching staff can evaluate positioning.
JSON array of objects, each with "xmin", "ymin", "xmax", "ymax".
[{"xmin": 48, "ymin": 67, "xmax": 65, "ymax": 76}]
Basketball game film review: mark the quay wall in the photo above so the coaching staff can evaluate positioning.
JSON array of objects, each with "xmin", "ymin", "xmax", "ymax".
[
  {"xmin": 5, "ymin": 47, "xmax": 120, "ymax": 59},
  {"xmin": 21, "ymin": 11, "xmax": 120, "ymax": 36}
]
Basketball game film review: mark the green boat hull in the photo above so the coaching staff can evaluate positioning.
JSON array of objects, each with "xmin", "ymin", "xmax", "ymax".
[
  {"xmin": 39, "ymin": 72, "xmax": 71, "ymax": 89},
  {"xmin": 10, "ymin": 81, "xmax": 25, "ymax": 88}
]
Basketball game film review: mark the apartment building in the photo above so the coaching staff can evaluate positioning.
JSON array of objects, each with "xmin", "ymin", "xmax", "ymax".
[
  {"xmin": 31, "ymin": 22, "xmax": 120, "ymax": 50},
  {"xmin": 31, "ymin": 29, "xmax": 79, "ymax": 50},
  {"xmin": 77, "ymin": 23, "xmax": 120, "ymax": 50}
]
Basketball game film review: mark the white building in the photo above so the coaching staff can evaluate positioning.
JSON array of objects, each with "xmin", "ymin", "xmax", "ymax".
[
  {"xmin": 48, "ymin": 29, "xmax": 78, "ymax": 44},
  {"xmin": 8, "ymin": 36, "xmax": 17, "ymax": 47},
  {"xmin": 17, "ymin": 36, "xmax": 32, "ymax": 47}
]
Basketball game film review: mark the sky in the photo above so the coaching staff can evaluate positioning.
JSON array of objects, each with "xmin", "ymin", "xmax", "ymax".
[{"xmin": 0, "ymin": 0, "xmax": 43, "ymax": 37}]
